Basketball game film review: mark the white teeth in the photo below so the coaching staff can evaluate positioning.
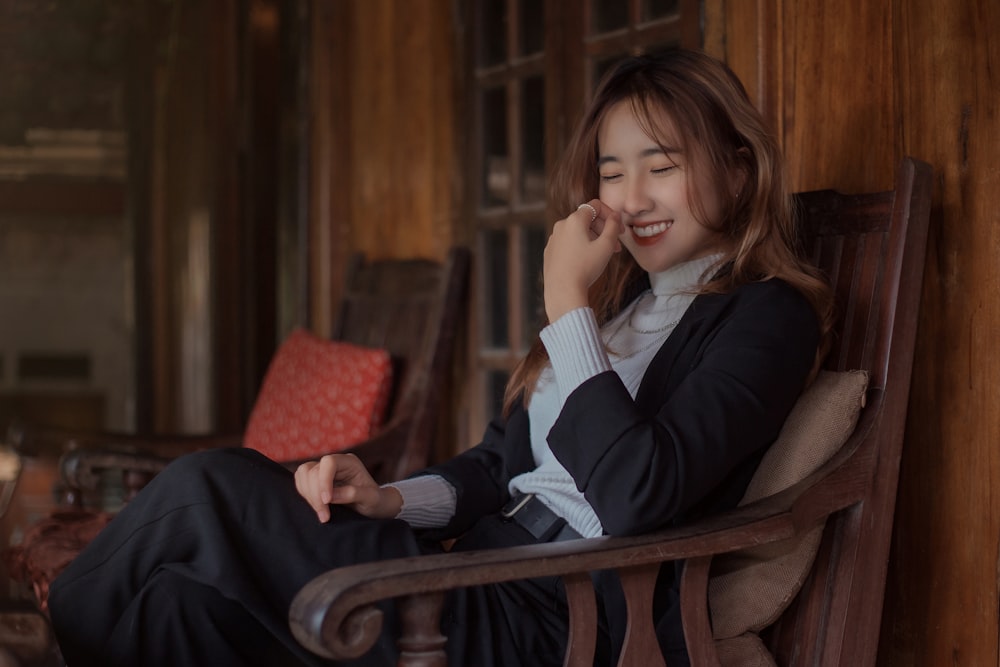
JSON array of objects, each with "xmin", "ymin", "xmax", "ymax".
[{"xmin": 633, "ymin": 221, "xmax": 672, "ymax": 237}]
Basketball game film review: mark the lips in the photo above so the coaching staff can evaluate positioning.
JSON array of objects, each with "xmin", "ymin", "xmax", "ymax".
[{"xmin": 630, "ymin": 220, "xmax": 673, "ymax": 245}]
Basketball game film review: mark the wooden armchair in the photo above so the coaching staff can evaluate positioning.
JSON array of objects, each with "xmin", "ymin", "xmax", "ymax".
[
  {"xmin": 4, "ymin": 246, "xmax": 470, "ymax": 609},
  {"xmin": 289, "ymin": 158, "xmax": 933, "ymax": 666}
]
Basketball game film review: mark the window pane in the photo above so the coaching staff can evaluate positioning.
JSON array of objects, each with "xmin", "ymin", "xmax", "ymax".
[
  {"xmin": 521, "ymin": 224, "xmax": 547, "ymax": 345},
  {"xmin": 487, "ymin": 369, "xmax": 510, "ymax": 424},
  {"xmin": 520, "ymin": 75, "xmax": 545, "ymax": 204},
  {"xmin": 592, "ymin": 54, "xmax": 624, "ymax": 90},
  {"xmin": 479, "ymin": 0, "xmax": 507, "ymax": 66},
  {"xmin": 483, "ymin": 228, "xmax": 510, "ymax": 347},
  {"xmin": 643, "ymin": 0, "xmax": 680, "ymax": 21},
  {"xmin": 591, "ymin": 0, "xmax": 629, "ymax": 33},
  {"xmin": 644, "ymin": 40, "xmax": 682, "ymax": 57},
  {"xmin": 518, "ymin": 0, "xmax": 544, "ymax": 56},
  {"xmin": 481, "ymin": 86, "xmax": 509, "ymax": 207}
]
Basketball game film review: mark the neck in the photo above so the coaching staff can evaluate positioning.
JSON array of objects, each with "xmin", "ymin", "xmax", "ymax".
[{"xmin": 648, "ymin": 253, "xmax": 725, "ymax": 296}]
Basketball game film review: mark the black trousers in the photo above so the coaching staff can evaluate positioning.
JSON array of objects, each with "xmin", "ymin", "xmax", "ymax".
[{"xmin": 48, "ymin": 448, "xmax": 575, "ymax": 667}]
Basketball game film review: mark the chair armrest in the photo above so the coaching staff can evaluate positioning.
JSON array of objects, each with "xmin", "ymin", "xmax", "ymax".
[
  {"xmin": 290, "ymin": 499, "xmax": 805, "ymax": 662},
  {"xmin": 289, "ymin": 393, "xmax": 881, "ymax": 663},
  {"xmin": 57, "ymin": 433, "xmax": 244, "ymax": 505}
]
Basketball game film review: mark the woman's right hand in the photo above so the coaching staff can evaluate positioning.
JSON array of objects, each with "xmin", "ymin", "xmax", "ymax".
[
  {"xmin": 294, "ymin": 453, "xmax": 403, "ymax": 523},
  {"xmin": 543, "ymin": 199, "xmax": 624, "ymax": 322}
]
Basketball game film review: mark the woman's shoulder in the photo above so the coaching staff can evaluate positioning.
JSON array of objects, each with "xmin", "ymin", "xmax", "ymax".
[
  {"xmin": 706, "ymin": 276, "xmax": 814, "ymax": 312},
  {"xmin": 692, "ymin": 277, "xmax": 820, "ymax": 336}
]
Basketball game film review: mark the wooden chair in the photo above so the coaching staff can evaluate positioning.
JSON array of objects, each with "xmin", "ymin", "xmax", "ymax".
[
  {"xmin": 289, "ymin": 157, "xmax": 933, "ymax": 667},
  {"xmin": 4, "ymin": 246, "xmax": 470, "ymax": 608}
]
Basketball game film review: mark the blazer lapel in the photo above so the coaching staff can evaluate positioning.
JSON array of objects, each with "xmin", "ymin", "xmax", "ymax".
[{"xmin": 633, "ymin": 291, "xmax": 726, "ymax": 412}]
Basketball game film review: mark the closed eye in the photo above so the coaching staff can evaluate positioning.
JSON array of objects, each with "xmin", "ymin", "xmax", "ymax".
[
  {"xmin": 600, "ymin": 173, "xmax": 623, "ymax": 183},
  {"xmin": 651, "ymin": 165, "xmax": 676, "ymax": 175}
]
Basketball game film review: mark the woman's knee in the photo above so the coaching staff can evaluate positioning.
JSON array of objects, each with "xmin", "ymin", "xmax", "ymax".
[{"xmin": 158, "ymin": 446, "xmax": 280, "ymax": 485}]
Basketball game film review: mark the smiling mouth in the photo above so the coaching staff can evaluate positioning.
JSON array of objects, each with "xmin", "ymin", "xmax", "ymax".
[{"xmin": 631, "ymin": 221, "xmax": 673, "ymax": 238}]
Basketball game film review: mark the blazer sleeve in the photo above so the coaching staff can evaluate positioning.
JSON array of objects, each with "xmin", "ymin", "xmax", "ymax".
[
  {"xmin": 411, "ymin": 404, "xmax": 535, "ymax": 539},
  {"xmin": 548, "ymin": 279, "xmax": 820, "ymax": 536}
]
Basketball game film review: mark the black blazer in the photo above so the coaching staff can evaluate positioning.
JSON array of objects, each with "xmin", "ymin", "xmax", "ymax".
[
  {"xmin": 420, "ymin": 277, "xmax": 820, "ymax": 661},
  {"xmin": 424, "ymin": 277, "xmax": 819, "ymax": 536}
]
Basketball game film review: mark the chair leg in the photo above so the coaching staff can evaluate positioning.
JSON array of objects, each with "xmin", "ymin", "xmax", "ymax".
[
  {"xmin": 617, "ymin": 563, "xmax": 666, "ymax": 667},
  {"xmin": 563, "ymin": 571, "xmax": 597, "ymax": 667},
  {"xmin": 679, "ymin": 556, "xmax": 721, "ymax": 667},
  {"xmin": 396, "ymin": 592, "xmax": 447, "ymax": 667}
]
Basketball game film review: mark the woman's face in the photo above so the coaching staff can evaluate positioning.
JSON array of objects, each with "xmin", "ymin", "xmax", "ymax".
[{"xmin": 596, "ymin": 100, "xmax": 729, "ymax": 274}]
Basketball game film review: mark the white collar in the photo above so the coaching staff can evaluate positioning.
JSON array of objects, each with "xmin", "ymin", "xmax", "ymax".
[{"xmin": 648, "ymin": 253, "xmax": 725, "ymax": 297}]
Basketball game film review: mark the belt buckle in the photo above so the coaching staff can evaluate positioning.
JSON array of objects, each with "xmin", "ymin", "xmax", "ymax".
[{"xmin": 500, "ymin": 492, "xmax": 534, "ymax": 519}]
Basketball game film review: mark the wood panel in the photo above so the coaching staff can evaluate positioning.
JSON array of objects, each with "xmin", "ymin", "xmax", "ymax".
[
  {"xmin": 779, "ymin": 1, "xmax": 897, "ymax": 192},
  {"xmin": 881, "ymin": 1, "xmax": 1000, "ymax": 665},
  {"xmin": 712, "ymin": 0, "xmax": 1000, "ymax": 663},
  {"xmin": 310, "ymin": 0, "xmax": 457, "ymax": 334}
]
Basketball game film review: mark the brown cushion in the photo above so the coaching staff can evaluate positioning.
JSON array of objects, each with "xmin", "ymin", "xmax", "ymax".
[{"xmin": 710, "ymin": 369, "xmax": 869, "ymax": 640}]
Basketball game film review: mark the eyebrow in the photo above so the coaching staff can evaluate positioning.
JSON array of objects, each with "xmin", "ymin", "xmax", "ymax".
[{"xmin": 597, "ymin": 146, "xmax": 681, "ymax": 166}]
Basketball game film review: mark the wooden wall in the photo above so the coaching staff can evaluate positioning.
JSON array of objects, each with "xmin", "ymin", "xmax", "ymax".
[
  {"xmin": 308, "ymin": 0, "xmax": 461, "ymax": 337},
  {"xmin": 711, "ymin": 0, "xmax": 1000, "ymax": 663}
]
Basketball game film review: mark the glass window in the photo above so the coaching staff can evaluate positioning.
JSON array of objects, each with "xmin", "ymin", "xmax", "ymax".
[
  {"xmin": 481, "ymin": 86, "xmax": 509, "ymax": 208},
  {"xmin": 520, "ymin": 224, "xmax": 547, "ymax": 345},
  {"xmin": 591, "ymin": 0, "xmax": 629, "ymax": 34},
  {"xmin": 643, "ymin": 0, "xmax": 680, "ymax": 21},
  {"xmin": 519, "ymin": 75, "xmax": 545, "ymax": 203},
  {"xmin": 483, "ymin": 228, "xmax": 510, "ymax": 348},
  {"xmin": 518, "ymin": 0, "xmax": 544, "ymax": 56},
  {"xmin": 479, "ymin": 0, "xmax": 507, "ymax": 66},
  {"xmin": 487, "ymin": 369, "xmax": 510, "ymax": 424}
]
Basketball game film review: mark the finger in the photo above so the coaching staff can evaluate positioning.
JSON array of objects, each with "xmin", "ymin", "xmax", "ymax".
[
  {"xmin": 598, "ymin": 208, "xmax": 624, "ymax": 243},
  {"xmin": 329, "ymin": 482, "xmax": 376, "ymax": 508},
  {"xmin": 305, "ymin": 455, "xmax": 335, "ymax": 522},
  {"xmin": 294, "ymin": 461, "xmax": 330, "ymax": 522},
  {"xmin": 317, "ymin": 455, "xmax": 337, "ymax": 505},
  {"xmin": 579, "ymin": 199, "xmax": 620, "ymax": 238},
  {"xmin": 592, "ymin": 199, "xmax": 623, "ymax": 231},
  {"xmin": 575, "ymin": 202, "xmax": 598, "ymax": 223}
]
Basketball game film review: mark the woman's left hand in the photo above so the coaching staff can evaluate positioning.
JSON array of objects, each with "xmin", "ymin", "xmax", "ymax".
[
  {"xmin": 543, "ymin": 199, "xmax": 624, "ymax": 322},
  {"xmin": 294, "ymin": 453, "xmax": 403, "ymax": 523}
]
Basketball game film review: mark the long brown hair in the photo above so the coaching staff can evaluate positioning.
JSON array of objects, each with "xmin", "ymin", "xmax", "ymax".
[{"xmin": 503, "ymin": 49, "xmax": 833, "ymax": 415}]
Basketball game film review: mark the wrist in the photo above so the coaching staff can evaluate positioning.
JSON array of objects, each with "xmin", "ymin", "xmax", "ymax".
[
  {"xmin": 545, "ymin": 288, "xmax": 588, "ymax": 323},
  {"xmin": 379, "ymin": 485, "xmax": 404, "ymax": 518}
]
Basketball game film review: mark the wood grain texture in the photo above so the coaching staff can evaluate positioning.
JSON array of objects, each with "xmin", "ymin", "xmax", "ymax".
[
  {"xmin": 879, "ymin": 1, "xmax": 1000, "ymax": 665},
  {"xmin": 310, "ymin": 0, "xmax": 457, "ymax": 332},
  {"xmin": 343, "ymin": 0, "xmax": 456, "ymax": 262},
  {"xmin": 779, "ymin": 0, "xmax": 896, "ymax": 193},
  {"xmin": 715, "ymin": 0, "xmax": 1000, "ymax": 663}
]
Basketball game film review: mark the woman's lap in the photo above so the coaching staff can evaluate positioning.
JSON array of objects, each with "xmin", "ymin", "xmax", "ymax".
[{"xmin": 48, "ymin": 447, "xmax": 568, "ymax": 667}]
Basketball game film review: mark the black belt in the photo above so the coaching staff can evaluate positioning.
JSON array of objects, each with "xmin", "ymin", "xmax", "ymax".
[{"xmin": 500, "ymin": 493, "xmax": 582, "ymax": 542}]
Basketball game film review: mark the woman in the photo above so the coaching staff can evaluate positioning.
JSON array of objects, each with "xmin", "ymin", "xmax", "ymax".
[{"xmin": 49, "ymin": 48, "xmax": 832, "ymax": 667}]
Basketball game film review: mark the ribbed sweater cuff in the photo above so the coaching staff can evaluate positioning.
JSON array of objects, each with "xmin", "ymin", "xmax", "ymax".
[
  {"xmin": 383, "ymin": 475, "xmax": 457, "ymax": 528},
  {"xmin": 540, "ymin": 307, "xmax": 611, "ymax": 400}
]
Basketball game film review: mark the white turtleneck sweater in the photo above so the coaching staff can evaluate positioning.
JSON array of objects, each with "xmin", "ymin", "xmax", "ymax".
[{"xmin": 387, "ymin": 253, "xmax": 723, "ymax": 537}]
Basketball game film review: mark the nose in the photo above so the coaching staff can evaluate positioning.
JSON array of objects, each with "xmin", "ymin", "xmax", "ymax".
[{"xmin": 622, "ymin": 173, "xmax": 654, "ymax": 220}]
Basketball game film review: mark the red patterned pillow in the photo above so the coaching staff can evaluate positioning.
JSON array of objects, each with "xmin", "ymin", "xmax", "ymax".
[{"xmin": 243, "ymin": 328, "xmax": 394, "ymax": 462}]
